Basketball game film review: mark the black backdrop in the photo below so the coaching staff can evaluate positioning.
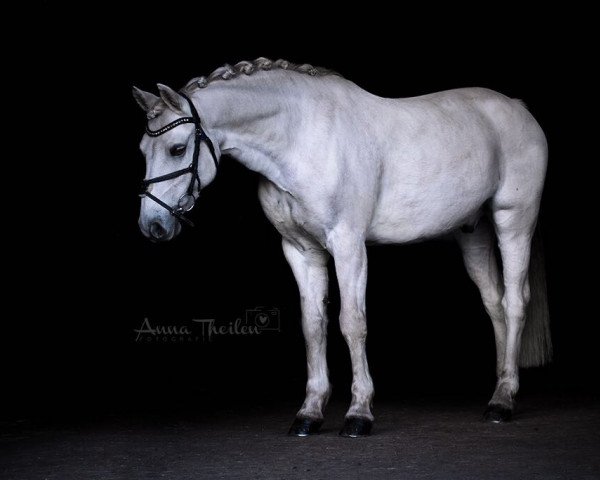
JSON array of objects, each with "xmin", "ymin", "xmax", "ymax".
[{"xmin": 8, "ymin": 5, "xmax": 597, "ymax": 418}]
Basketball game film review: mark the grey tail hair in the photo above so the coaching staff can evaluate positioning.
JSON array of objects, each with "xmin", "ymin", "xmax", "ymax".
[{"xmin": 519, "ymin": 224, "xmax": 553, "ymax": 367}]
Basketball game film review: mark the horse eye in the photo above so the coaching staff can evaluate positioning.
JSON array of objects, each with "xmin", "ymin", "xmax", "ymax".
[{"xmin": 169, "ymin": 144, "xmax": 187, "ymax": 157}]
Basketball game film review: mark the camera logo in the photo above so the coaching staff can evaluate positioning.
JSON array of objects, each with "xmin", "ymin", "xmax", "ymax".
[{"xmin": 246, "ymin": 306, "xmax": 281, "ymax": 332}]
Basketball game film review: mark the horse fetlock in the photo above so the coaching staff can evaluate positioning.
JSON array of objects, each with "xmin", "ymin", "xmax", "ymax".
[
  {"xmin": 305, "ymin": 380, "xmax": 331, "ymax": 403},
  {"xmin": 346, "ymin": 397, "xmax": 374, "ymax": 421},
  {"xmin": 490, "ymin": 380, "xmax": 518, "ymax": 408},
  {"xmin": 297, "ymin": 405, "xmax": 325, "ymax": 420},
  {"xmin": 497, "ymin": 374, "xmax": 519, "ymax": 392}
]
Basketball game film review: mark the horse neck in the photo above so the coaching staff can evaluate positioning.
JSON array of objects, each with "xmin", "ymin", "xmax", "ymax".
[{"xmin": 193, "ymin": 77, "xmax": 304, "ymax": 191}]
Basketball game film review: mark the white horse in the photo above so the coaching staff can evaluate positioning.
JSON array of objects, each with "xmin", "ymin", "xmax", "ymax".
[{"xmin": 133, "ymin": 58, "xmax": 552, "ymax": 437}]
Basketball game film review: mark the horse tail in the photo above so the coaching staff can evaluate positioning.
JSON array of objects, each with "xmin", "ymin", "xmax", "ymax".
[{"xmin": 519, "ymin": 224, "xmax": 553, "ymax": 367}]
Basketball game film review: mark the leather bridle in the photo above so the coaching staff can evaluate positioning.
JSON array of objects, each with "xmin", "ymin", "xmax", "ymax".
[{"xmin": 140, "ymin": 92, "xmax": 218, "ymax": 227}]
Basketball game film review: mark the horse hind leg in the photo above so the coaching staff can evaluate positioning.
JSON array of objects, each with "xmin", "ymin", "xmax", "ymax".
[
  {"xmin": 485, "ymin": 204, "xmax": 538, "ymax": 422},
  {"xmin": 482, "ymin": 133, "xmax": 547, "ymax": 422},
  {"xmin": 455, "ymin": 218, "xmax": 506, "ymax": 377}
]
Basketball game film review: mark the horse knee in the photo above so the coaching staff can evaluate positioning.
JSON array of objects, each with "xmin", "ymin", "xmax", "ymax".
[
  {"xmin": 496, "ymin": 373, "xmax": 519, "ymax": 395},
  {"xmin": 302, "ymin": 315, "xmax": 327, "ymax": 342},
  {"xmin": 339, "ymin": 309, "xmax": 367, "ymax": 344}
]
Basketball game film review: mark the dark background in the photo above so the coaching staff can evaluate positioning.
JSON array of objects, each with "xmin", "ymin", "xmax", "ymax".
[{"xmin": 7, "ymin": 5, "xmax": 596, "ymax": 420}]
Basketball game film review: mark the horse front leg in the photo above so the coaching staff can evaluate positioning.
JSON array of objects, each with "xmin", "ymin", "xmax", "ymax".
[
  {"xmin": 282, "ymin": 239, "xmax": 331, "ymax": 436},
  {"xmin": 329, "ymin": 231, "xmax": 374, "ymax": 437}
]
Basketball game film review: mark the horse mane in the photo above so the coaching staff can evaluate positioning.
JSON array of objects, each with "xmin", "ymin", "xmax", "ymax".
[{"xmin": 182, "ymin": 57, "xmax": 340, "ymax": 92}]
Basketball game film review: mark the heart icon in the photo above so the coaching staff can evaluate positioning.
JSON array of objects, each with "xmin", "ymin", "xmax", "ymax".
[{"xmin": 256, "ymin": 314, "xmax": 269, "ymax": 327}]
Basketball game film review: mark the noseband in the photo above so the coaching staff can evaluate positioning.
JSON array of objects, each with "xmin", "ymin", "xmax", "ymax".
[{"xmin": 140, "ymin": 92, "xmax": 218, "ymax": 227}]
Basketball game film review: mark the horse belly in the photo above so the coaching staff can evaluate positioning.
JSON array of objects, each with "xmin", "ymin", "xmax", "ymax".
[{"xmin": 367, "ymin": 149, "xmax": 498, "ymax": 244}]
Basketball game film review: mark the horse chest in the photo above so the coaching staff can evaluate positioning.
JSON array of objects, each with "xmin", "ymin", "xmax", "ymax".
[{"xmin": 258, "ymin": 179, "xmax": 329, "ymax": 248}]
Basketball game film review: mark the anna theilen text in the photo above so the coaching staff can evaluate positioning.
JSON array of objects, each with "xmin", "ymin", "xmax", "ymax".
[{"xmin": 134, "ymin": 307, "xmax": 280, "ymax": 343}]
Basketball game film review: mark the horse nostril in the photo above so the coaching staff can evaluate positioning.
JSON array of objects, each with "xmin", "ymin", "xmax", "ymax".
[{"xmin": 149, "ymin": 222, "xmax": 167, "ymax": 240}]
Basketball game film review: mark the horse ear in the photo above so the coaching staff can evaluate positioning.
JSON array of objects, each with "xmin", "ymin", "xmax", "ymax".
[
  {"xmin": 157, "ymin": 84, "xmax": 184, "ymax": 114},
  {"xmin": 132, "ymin": 86, "xmax": 160, "ymax": 113}
]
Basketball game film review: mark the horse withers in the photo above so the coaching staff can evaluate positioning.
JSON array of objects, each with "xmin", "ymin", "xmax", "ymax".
[{"xmin": 133, "ymin": 58, "xmax": 551, "ymax": 437}]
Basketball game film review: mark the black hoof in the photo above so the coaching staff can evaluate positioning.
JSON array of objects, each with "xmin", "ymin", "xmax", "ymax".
[
  {"xmin": 484, "ymin": 404, "xmax": 512, "ymax": 423},
  {"xmin": 339, "ymin": 416, "xmax": 373, "ymax": 437},
  {"xmin": 288, "ymin": 417, "xmax": 323, "ymax": 436}
]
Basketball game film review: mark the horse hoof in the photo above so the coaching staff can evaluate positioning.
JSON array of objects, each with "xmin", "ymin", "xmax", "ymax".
[
  {"xmin": 339, "ymin": 416, "xmax": 373, "ymax": 437},
  {"xmin": 288, "ymin": 417, "xmax": 323, "ymax": 436},
  {"xmin": 484, "ymin": 404, "xmax": 512, "ymax": 423}
]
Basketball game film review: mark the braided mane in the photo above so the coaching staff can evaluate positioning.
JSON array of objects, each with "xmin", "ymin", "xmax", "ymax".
[{"xmin": 183, "ymin": 57, "xmax": 339, "ymax": 92}]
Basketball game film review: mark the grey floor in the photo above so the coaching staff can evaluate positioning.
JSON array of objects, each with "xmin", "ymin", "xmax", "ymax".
[{"xmin": 1, "ymin": 393, "xmax": 598, "ymax": 480}]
